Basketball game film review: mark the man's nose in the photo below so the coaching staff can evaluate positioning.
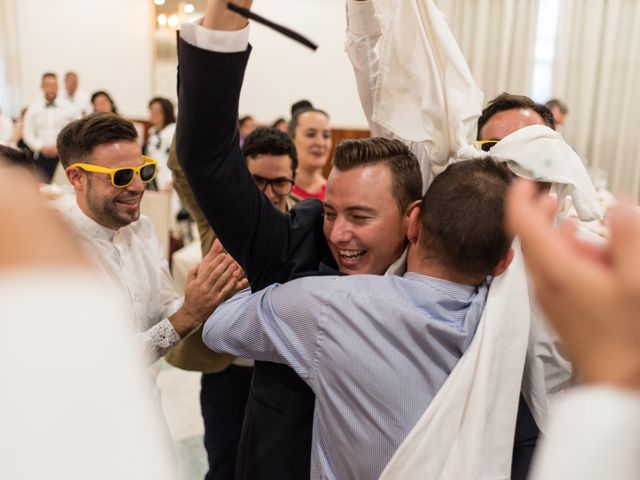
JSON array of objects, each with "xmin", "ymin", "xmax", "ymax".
[
  {"xmin": 329, "ymin": 217, "xmax": 352, "ymax": 243},
  {"xmin": 127, "ymin": 172, "xmax": 145, "ymax": 192},
  {"xmin": 263, "ymin": 182, "xmax": 278, "ymax": 202}
]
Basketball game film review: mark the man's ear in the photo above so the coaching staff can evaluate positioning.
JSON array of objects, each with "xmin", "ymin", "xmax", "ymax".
[
  {"xmin": 65, "ymin": 167, "xmax": 83, "ymax": 190},
  {"xmin": 492, "ymin": 246, "xmax": 515, "ymax": 277},
  {"xmin": 406, "ymin": 201, "xmax": 422, "ymax": 246}
]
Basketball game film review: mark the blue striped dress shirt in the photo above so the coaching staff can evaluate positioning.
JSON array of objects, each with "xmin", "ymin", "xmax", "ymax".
[{"xmin": 203, "ymin": 272, "xmax": 489, "ymax": 479}]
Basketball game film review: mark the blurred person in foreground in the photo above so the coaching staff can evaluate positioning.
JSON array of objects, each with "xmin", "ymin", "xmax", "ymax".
[
  {"xmin": 0, "ymin": 144, "xmax": 35, "ymax": 173},
  {"xmin": 0, "ymin": 151, "xmax": 177, "ymax": 479},
  {"xmin": 508, "ymin": 180, "xmax": 640, "ymax": 480}
]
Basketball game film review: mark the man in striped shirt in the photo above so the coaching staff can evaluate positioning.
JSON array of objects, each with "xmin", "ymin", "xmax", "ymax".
[{"xmin": 203, "ymin": 158, "xmax": 515, "ymax": 479}]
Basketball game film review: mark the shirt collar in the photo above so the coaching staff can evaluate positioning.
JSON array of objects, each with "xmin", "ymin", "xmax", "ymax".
[
  {"xmin": 70, "ymin": 202, "xmax": 118, "ymax": 241},
  {"xmin": 403, "ymin": 271, "xmax": 479, "ymax": 299},
  {"xmin": 385, "ymin": 248, "xmax": 408, "ymax": 276}
]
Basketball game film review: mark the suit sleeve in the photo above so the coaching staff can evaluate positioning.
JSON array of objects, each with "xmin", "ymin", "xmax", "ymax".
[{"xmin": 175, "ymin": 38, "xmax": 303, "ymax": 287}]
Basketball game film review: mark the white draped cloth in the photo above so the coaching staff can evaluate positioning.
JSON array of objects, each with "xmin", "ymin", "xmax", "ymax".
[
  {"xmin": 348, "ymin": 0, "xmax": 601, "ymax": 222},
  {"xmin": 463, "ymin": 124, "xmax": 601, "ymax": 222},
  {"xmin": 380, "ymin": 244, "xmax": 529, "ymax": 480}
]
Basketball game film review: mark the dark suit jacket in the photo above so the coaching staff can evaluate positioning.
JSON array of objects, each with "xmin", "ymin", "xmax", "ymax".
[
  {"xmin": 176, "ymin": 37, "xmax": 538, "ymax": 480},
  {"xmin": 176, "ymin": 38, "xmax": 337, "ymax": 480}
]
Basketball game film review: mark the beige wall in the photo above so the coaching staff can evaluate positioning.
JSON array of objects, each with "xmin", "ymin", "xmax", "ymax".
[{"xmin": 6, "ymin": 0, "xmax": 368, "ymax": 128}]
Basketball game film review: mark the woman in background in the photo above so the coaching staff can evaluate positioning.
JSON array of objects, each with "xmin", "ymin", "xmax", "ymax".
[
  {"xmin": 288, "ymin": 106, "xmax": 332, "ymax": 202},
  {"xmin": 91, "ymin": 91, "xmax": 118, "ymax": 114},
  {"xmin": 144, "ymin": 97, "xmax": 176, "ymax": 191}
]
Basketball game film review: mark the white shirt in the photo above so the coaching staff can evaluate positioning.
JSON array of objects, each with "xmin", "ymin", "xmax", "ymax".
[
  {"xmin": 0, "ymin": 113, "xmax": 13, "ymax": 145},
  {"xmin": 58, "ymin": 89, "xmax": 92, "ymax": 116},
  {"xmin": 530, "ymin": 386, "xmax": 640, "ymax": 480},
  {"xmin": 0, "ymin": 269, "xmax": 177, "ymax": 479},
  {"xmin": 145, "ymin": 122, "xmax": 176, "ymax": 189},
  {"xmin": 60, "ymin": 201, "xmax": 183, "ymax": 363},
  {"xmin": 23, "ymin": 98, "xmax": 79, "ymax": 153}
]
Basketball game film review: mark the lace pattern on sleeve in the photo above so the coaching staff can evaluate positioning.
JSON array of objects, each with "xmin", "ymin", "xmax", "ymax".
[{"xmin": 142, "ymin": 318, "xmax": 181, "ymax": 358}]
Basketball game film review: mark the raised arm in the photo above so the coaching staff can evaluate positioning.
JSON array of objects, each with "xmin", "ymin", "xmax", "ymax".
[
  {"xmin": 345, "ymin": 0, "xmax": 484, "ymax": 189},
  {"xmin": 345, "ymin": 0, "xmax": 383, "ymax": 135},
  {"xmin": 176, "ymin": 1, "xmax": 326, "ymax": 288}
]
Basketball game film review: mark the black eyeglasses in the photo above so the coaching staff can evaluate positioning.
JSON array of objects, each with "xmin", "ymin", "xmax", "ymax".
[
  {"xmin": 252, "ymin": 175, "xmax": 294, "ymax": 195},
  {"xmin": 477, "ymin": 139, "xmax": 500, "ymax": 152}
]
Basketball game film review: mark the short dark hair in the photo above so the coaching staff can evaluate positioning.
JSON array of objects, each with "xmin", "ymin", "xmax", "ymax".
[
  {"xmin": 91, "ymin": 90, "xmax": 118, "ymax": 114},
  {"xmin": 288, "ymin": 107, "xmax": 329, "ymax": 137},
  {"xmin": 57, "ymin": 113, "xmax": 138, "ymax": 168},
  {"xmin": 148, "ymin": 97, "xmax": 176, "ymax": 128},
  {"xmin": 545, "ymin": 98, "xmax": 569, "ymax": 115},
  {"xmin": 332, "ymin": 137, "xmax": 422, "ymax": 212},
  {"xmin": 477, "ymin": 93, "xmax": 555, "ymax": 139},
  {"xmin": 41, "ymin": 72, "xmax": 57, "ymax": 82},
  {"xmin": 241, "ymin": 127, "xmax": 298, "ymax": 175},
  {"xmin": 0, "ymin": 145, "xmax": 35, "ymax": 172},
  {"xmin": 419, "ymin": 158, "xmax": 513, "ymax": 278}
]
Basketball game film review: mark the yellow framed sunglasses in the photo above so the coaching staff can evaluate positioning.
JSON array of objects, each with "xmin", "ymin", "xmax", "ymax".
[
  {"xmin": 476, "ymin": 139, "xmax": 500, "ymax": 152},
  {"xmin": 69, "ymin": 156, "xmax": 158, "ymax": 188}
]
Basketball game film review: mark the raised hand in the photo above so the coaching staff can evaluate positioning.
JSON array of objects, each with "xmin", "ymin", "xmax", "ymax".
[
  {"xmin": 171, "ymin": 239, "xmax": 248, "ymax": 336},
  {"xmin": 507, "ymin": 179, "xmax": 640, "ymax": 389}
]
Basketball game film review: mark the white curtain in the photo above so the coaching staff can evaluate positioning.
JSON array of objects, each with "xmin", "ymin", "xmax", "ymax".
[
  {"xmin": 434, "ymin": 0, "xmax": 540, "ymax": 102},
  {"xmin": 551, "ymin": 0, "xmax": 640, "ymax": 198},
  {"xmin": 0, "ymin": 0, "xmax": 21, "ymax": 118}
]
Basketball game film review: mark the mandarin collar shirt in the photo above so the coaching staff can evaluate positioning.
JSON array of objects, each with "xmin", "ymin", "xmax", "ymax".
[
  {"xmin": 204, "ymin": 272, "xmax": 488, "ymax": 479},
  {"xmin": 22, "ymin": 98, "xmax": 79, "ymax": 152},
  {"xmin": 62, "ymin": 202, "xmax": 182, "ymax": 363}
]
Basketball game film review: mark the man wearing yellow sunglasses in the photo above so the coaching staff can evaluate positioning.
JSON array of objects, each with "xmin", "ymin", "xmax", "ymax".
[{"xmin": 56, "ymin": 112, "xmax": 245, "ymax": 365}]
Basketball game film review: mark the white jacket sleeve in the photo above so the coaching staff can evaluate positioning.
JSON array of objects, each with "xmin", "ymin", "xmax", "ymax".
[
  {"xmin": 529, "ymin": 387, "xmax": 640, "ymax": 480},
  {"xmin": 345, "ymin": 0, "xmax": 383, "ymax": 136}
]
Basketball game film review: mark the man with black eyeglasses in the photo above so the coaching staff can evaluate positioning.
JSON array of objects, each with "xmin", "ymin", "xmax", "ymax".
[
  {"xmin": 166, "ymin": 125, "xmax": 298, "ymax": 480},
  {"xmin": 55, "ymin": 112, "xmax": 245, "ymax": 366}
]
